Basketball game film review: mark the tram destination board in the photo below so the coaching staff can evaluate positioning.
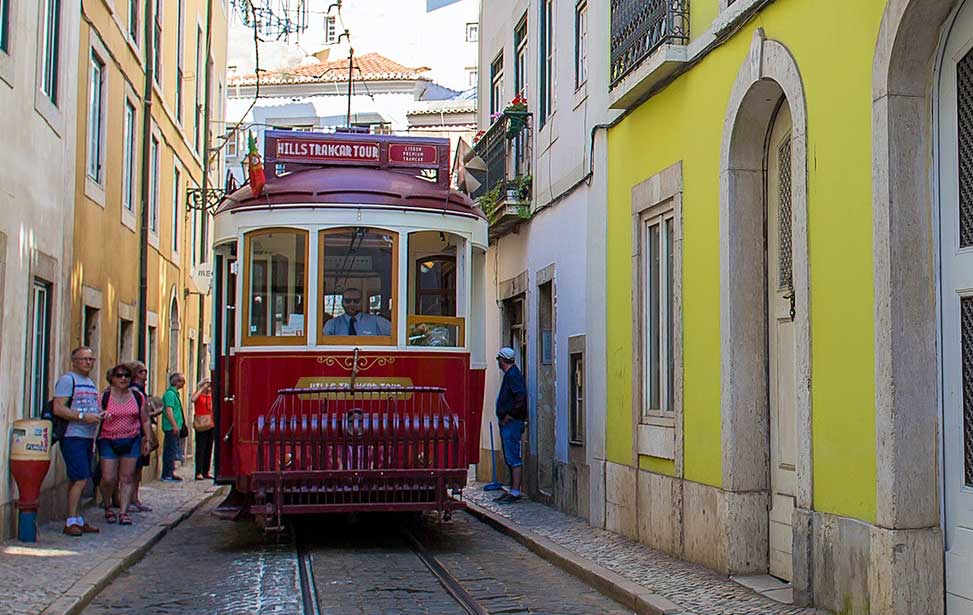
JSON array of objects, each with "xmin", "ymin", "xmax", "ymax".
[{"xmin": 275, "ymin": 138, "xmax": 380, "ymax": 163}]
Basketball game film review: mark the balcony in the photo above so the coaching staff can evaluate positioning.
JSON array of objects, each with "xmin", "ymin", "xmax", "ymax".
[
  {"xmin": 467, "ymin": 113, "xmax": 533, "ymax": 242},
  {"xmin": 609, "ymin": 0, "xmax": 689, "ymax": 109}
]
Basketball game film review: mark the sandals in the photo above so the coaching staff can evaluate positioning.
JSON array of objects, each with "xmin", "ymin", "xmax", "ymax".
[
  {"xmin": 118, "ymin": 513, "xmax": 133, "ymax": 525},
  {"xmin": 104, "ymin": 509, "xmax": 118, "ymax": 524},
  {"xmin": 128, "ymin": 503, "xmax": 152, "ymax": 512}
]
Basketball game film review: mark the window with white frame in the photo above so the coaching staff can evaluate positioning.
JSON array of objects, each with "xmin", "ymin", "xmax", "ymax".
[
  {"xmin": 540, "ymin": 0, "xmax": 555, "ymax": 125},
  {"xmin": 176, "ymin": 0, "xmax": 185, "ymax": 124},
  {"xmin": 172, "ymin": 167, "xmax": 181, "ymax": 254},
  {"xmin": 86, "ymin": 50, "xmax": 106, "ymax": 183},
  {"xmin": 123, "ymin": 99, "xmax": 137, "ymax": 212},
  {"xmin": 40, "ymin": 0, "xmax": 61, "ymax": 105},
  {"xmin": 149, "ymin": 134, "xmax": 160, "ymax": 233},
  {"xmin": 490, "ymin": 53, "xmax": 503, "ymax": 116},
  {"xmin": 641, "ymin": 209, "xmax": 675, "ymax": 418},
  {"xmin": 466, "ymin": 22, "xmax": 478, "ymax": 42},
  {"xmin": 569, "ymin": 351, "xmax": 584, "ymax": 444},
  {"xmin": 467, "ymin": 67, "xmax": 477, "ymax": 88},
  {"xmin": 195, "ymin": 26, "xmax": 203, "ymax": 153},
  {"xmin": 152, "ymin": 0, "xmax": 162, "ymax": 87},
  {"xmin": 575, "ymin": 1, "xmax": 588, "ymax": 88},
  {"xmin": 128, "ymin": 0, "xmax": 140, "ymax": 45},
  {"xmin": 225, "ymin": 129, "xmax": 238, "ymax": 158},
  {"xmin": 324, "ymin": 15, "xmax": 337, "ymax": 44},
  {"xmin": 0, "ymin": 0, "xmax": 10, "ymax": 54},
  {"xmin": 190, "ymin": 191, "xmax": 199, "ymax": 267}
]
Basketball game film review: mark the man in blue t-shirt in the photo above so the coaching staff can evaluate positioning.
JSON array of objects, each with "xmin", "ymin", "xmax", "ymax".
[
  {"xmin": 494, "ymin": 347, "xmax": 527, "ymax": 504},
  {"xmin": 53, "ymin": 346, "xmax": 105, "ymax": 536}
]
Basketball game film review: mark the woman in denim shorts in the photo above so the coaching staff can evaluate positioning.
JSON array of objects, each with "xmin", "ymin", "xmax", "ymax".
[{"xmin": 97, "ymin": 364, "xmax": 151, "ymax": 525}]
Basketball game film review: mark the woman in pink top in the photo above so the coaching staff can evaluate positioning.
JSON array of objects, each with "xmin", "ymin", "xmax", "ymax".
[{"xmin": 97, "ymin": 364, "xmax": 151, "ymax": 525}]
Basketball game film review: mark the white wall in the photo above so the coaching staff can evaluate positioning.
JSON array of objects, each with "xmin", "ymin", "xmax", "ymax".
[
  {"xmin": 228, "ymin": 0, "xmax": 480, "ymax": 92},
  {"xmin": 0, "ymin": 1, "xmax": 80, "ymax": 528}
]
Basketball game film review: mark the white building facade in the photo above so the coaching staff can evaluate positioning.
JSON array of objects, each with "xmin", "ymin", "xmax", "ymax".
[
  {"xmin": 473, "ymin": 0, "xmax": 612, "ymax": 521},
  {"xmin": 0, "ymin": 0, "xmax": 80, "ymax": 535}
]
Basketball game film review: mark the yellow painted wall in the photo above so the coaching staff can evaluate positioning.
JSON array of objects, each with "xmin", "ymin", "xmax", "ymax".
[{"xmin": 606, "ymin": 0, "xmax": 882, "ymax": 523}]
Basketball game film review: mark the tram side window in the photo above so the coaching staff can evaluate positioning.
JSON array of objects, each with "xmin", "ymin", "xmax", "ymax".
[
  {"xmin": 319, "ymin": 228, "xmax": 397, "ymax": 344},
  {"xmin": 407, "ymin": 231, "xmax": 465, "ymax": 347},
  {"xmin": 244, "ymin": 230, "xmax": 307, "ymax": 344}
]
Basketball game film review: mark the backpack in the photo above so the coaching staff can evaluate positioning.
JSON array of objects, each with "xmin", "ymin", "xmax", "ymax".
[{"xmin": 41, "ymin": 374, "xmax": 75, "ymax": 445}]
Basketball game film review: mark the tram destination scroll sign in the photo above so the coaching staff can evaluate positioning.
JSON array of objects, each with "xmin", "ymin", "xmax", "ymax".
[{"xmin": 275, "ymin": 138, "xmax": 380, "ymax": 163}]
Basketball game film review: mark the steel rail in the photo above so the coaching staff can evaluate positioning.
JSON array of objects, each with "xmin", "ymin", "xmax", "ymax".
[
  {"xmin": 402, "ymin": 528, "xmax": 490, "ymax": 615},
  {"xmin": 295, "ymin": 527, "xmax": 322, "ymax": 615}
]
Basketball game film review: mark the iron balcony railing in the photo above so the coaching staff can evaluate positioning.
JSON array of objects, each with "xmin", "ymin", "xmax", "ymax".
[
  {"xmin": 470, "ymin": 114, "xmax": 514, "ymax": 202},
  {"xmin": 610, "ymin": 0, "xmax": 690, "ymax": 88}
]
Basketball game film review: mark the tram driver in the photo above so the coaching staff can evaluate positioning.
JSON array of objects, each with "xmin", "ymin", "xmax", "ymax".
[{"xmin": 323, "ymin": 287, "xmax": 391, "ymax": 336}]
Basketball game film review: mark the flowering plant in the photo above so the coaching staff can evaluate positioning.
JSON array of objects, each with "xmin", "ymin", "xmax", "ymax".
[
  {"xmin": 472, "ymin": 129, "xmax": 486, "ymax": 145},
  {"xmin": 504, "ymin": 93, "xmax": 527, "ymax": 113}
]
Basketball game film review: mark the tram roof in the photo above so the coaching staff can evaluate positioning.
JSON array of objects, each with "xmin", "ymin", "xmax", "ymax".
[
  {"xmin": 217, "ymin": 166, "xmax": 484, "ymax": 219},
  {"xmin": 216, "ymin": 131, "xmax": 485, "ymax": 220}
]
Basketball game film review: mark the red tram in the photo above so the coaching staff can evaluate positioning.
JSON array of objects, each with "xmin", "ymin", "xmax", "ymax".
[{"xmin": 210, "ymin": 131, "xmax": 488, "ymax": 529}]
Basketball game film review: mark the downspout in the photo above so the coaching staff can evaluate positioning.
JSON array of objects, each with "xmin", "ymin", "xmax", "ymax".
[
  {"xmin": 198, "ymin": 0, "xmax": 214, "ymax": 382},
  {"xmin": 137, "ymin": 0, "xmax": 155, "ymax": 361}
]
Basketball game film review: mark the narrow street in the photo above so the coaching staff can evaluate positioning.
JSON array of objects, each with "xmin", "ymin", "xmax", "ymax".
[{"xmin": 85, "ymin": 500, "xmax": 633, "ymax": 615}]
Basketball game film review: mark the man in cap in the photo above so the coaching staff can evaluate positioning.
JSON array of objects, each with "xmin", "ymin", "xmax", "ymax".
[{"xmin": 494, "ymin": 347, "xmax": 527, "ymax": 503}]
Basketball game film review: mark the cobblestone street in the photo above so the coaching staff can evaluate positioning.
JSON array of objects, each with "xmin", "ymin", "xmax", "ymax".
[{"xmin": 85, "ymin": 500, "xmax": 634, "ymax": 615}]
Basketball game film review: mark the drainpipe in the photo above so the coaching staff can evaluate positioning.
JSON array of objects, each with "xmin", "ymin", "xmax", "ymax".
[
  {"xmin": 137, "ymin": 0, "xmax": 156, "ymax": 361},
  {"xmin": 197, "ymin": 0, "xmax": 214, "ymax": 382}
]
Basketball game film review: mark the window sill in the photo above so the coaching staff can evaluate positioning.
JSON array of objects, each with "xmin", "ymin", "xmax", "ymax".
[
  {"xmin": 0, "ymin": 50, "xmax": 12, "ymax": 89},
  {"xmin": 713, "ymin": 0, "xmax": 772, "ymax": 37},
  {"xmin": 84, "ymin": 177, "xmax": 107, "ymax": 208},
  {"xmin": 609, "ymin": 44, "xmax": 688, "ymax": 110},
  {"xmin": 121, "ymin": 208, "xmax": 138, "ymax": 232},
  {"xmin": 34, "ymin": 91, "xmax": 64, "ymax": 137},
  {"xmin": 572, "ymin": 83, "xmax": 588, "ymax": 111},
  {"xmin": 637, "ymin": 422, "xmax": 675, "ymax": 460}
]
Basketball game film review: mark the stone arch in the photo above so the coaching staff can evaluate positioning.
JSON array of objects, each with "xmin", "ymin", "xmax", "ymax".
[
  {"xmin": 719, "ymin": 29, "xmax": 813, "ymax": 509},
  {"xmin": 867, "ymin": 1, "xmax": 957, "ymax": 612},
  {"xmin": 168, "ymin": 287, "xmax": 180, "ymax": 374}
]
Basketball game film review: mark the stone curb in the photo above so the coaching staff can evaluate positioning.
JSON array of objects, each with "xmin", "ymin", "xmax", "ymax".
[
  {"xmin": 464, "ymin": 500, "xmax": 684, "ymax": 615},
  {"xmin": 38, "ymin": 486, "xmax": 225, "ymax": 615}
]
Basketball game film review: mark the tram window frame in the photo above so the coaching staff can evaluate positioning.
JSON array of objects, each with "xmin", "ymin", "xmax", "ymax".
[
  {"xmin": 318, "ymin": 227, "xmax": 399, "ymax": 347},
  {"xmin": 406, "ymin": 231, "xmax": 466, "ymax": 348},
  {"xmin": 241, "ymin": 228, "xmax": 309, "ymax": 347}
]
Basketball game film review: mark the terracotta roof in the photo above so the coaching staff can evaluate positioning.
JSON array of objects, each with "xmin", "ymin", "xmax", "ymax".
[{"xmin": 229, "ymin": 52, "xmax": 430, "ymax": 86}]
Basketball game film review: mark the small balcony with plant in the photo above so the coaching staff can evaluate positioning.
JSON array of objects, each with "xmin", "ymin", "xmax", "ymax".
[{"xmin": 466, "ymin": 94, "xmax": 533, "ymax": 242}]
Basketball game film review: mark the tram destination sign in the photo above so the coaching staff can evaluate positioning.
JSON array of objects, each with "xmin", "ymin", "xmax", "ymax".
[{"xmin": 275, "ymin": 138, "xmax": 380, "ymax": 163}]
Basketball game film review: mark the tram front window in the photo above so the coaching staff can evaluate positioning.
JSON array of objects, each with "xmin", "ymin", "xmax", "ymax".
[
  {"xmin": 320, "ymin": 228, "xmax": 396, "ymax": 343},
  {"xmin": 244, "ymin": 229, "xmax": 307, "ymax": 344}
]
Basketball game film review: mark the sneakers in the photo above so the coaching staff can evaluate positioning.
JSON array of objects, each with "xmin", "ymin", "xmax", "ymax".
[
  {"xmin": 493, "ymin": 492, "xmax": 522, "ymax": 504},
  {"xmin": 62, "ymin": 524, "xmax": 82, "ymax": 537},
  {"xmin": 161, "ymin": 475, "xmax": 183, "ymax": 482}
]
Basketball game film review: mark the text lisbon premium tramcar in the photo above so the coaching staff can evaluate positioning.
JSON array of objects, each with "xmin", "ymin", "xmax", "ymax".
[{"xmin": 211, "ymin": 131, "xmax": 487, "ymax": 529}]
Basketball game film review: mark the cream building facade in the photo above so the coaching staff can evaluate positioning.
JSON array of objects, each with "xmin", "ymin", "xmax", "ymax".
[{"xmin": 0, "ymin": 0, "xmax": 82, "ymax": 537}]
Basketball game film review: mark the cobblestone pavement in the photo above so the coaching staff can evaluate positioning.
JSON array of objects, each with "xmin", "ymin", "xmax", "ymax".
[
  {"xmin": 308, "ymin": 512, "xmax": 632, "ymax": 615},
  {"xmin": 464, "ymin": 484, "xmax": 824, "ymax": 615},
  {"xmin": 85, "ymin": 499, "xmax": 302, "ymax": 615},
  {"xmin": 0, "ymin": 478, "xmax": 214, "ymax": 615}
]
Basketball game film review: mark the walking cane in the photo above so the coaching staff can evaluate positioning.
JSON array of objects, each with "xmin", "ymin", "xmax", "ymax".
[{"xmin": 483, "ymin": 421, "xmax": 502, "ymax": 491}]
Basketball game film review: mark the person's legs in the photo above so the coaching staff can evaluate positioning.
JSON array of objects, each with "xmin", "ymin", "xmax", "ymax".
[
  {"xmin": 118, "ymin": 455, "xmax": 138, "ymax": 517},
  {"xmin": 161, "ymin": 430, "xmax": 178, "ymax": 478},
  {"xmin": 66, "ymin": 480, "xmax": 86, "ymax": 519},
  {"xmin": 498, "ymin": 419, "xmax": 525, "ymax": 501},
  {"xmin": 99, "ymin": 458, "xmax": 119, "ymax": 512},
  {"xmin": 195, "ymin": 430, "xmax": 213, "ymax": 478},
  {"xmin": 61, "ymin": 437, "xmax": 96, "ymax": 530}
]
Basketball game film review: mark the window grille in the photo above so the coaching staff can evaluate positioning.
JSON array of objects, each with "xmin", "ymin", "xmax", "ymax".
[
  {"xmin": 962, "ymin": 296, "xmax": 973, "ymax": 486},
  {"xmin": 778, "ymin": 138, "xmax": 793, "ymax": 290},
  {"xmin": 958, "ymin": 48, "xmax": 973, "ymax": 248}
]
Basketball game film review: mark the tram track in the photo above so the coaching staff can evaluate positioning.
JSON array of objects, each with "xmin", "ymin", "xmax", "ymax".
[{"xmin": 294, "ymin": 517, "xmax": 491, "ymax": 615}]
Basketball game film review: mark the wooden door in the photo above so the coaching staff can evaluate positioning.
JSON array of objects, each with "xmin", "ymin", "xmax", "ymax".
[
  {"xmin": 767, "ymin": 102, "xmax": 798, "ymax": 581},
  {"xmin": 940, "ymin": 5, "xmax": 973, "ymax": 610}
]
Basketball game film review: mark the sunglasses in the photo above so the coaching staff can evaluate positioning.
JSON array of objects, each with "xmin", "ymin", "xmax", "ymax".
[
  {"xmin": 113, "ymin": 372, "xmax": 132, "ymax": 379},
  {"xmin": 342, "ymin": 297, "xmax": 361, "ymax": 304}
]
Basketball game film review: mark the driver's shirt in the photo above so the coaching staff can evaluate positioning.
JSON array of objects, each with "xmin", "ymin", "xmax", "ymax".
[{"xmin": 323, "ymin": 312, "xmax": 392, "ymax": 336}]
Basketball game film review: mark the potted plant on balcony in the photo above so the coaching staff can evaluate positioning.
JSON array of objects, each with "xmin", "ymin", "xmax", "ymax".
[{"xmin": 503, "ymin": 94, "xmax": 528, "ymax": 139}]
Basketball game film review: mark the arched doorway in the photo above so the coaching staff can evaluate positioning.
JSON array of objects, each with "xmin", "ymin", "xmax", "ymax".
[
  {"xmin": 939, "ymin": 1, "xmax": 973, "ymax": 607},
  {"xmin": 720, "ymin": 29, "xmax": 812, "ymax": 585},
  {"xmin": 168, "ymin": 293, "xmax": 180, "ymax": 375}
]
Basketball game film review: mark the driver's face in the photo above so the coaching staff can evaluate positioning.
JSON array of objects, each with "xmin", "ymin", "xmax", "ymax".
[{"xmin": 342, "ymin": 293, "xmax": 362, "ymax": 316}]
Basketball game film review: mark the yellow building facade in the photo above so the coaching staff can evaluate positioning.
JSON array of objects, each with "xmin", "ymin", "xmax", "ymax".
[
  {"xmin": 605, "ymin": 0, "xmax": 972, "ymax": 612},
  {"xmin": 72, "ymin": 0, "xmax": 228, "ymax": 467}
]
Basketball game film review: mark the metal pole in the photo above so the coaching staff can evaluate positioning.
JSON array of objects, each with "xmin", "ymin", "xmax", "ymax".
[
  {"xmin": 346, "ymin": 48, "xmax": 353, "ymax": 127},
  {"xmin": 137, "ymin": 0, "xmax": 156, "ymax": 361},
  {"xmin": 198, "ymin": 0, "xmax": 215, "ymax": 384}
]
